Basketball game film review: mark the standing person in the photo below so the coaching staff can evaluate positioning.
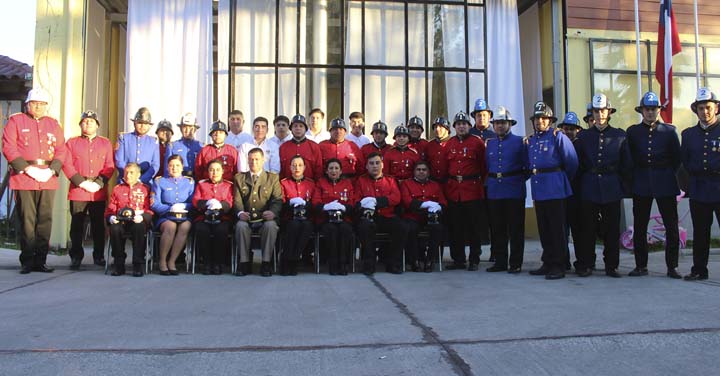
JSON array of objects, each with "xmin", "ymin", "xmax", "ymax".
[
  {"xmin": 268, "ymin": 115, "xmax": 292, "ymax": 149},
  {"xmin": 626, "ymin": 91, "xmax": 682, "ymax": 279},
  {"xmin": 484, "ymin": 107, "xmax": 527, "ymax": 273},
  {"xmin": 105, "ymin": 163, "xmax": 153, "ymax": 277},
  {"xmin": 312, "ymin": 158, "xmax": 356, "ymax": 275},
  {"xmin": 306, "ymin": 108, "xmax": 330, "ymax": 143},
  {"xmin": 115, "ymin": 107, "xmax": 160, "ymax": 185},
  {"xmin": 582, "ymin": 103, "xmax": 595, "ymax": 128},
  {"xmin": 279, "ymin": 114, "xmax": 324, "ymax": 181},
  {"xmin": 279, "ymin": 156, "xmax": 315, "ymax": 276},
  {"xmin": 151, "ymin": 155, "xmax": 194, "ymax": 275},
  {"xmin": 470, "ymin": 98, "xmax": 496, "ymax": 140},
  {"xmin": 426, "ymin": 117, "xmax": 451, "ymax": 182},
  {"xmin": 166, "ymin": 113, "xmax": 203, "ymax": 178},
  {"xmin": 574, "ymin": 94, "xmax": 631, "ymax": 278},
  {"xmin": 192, "ymin": 160, "xmax": 234, "ymax": 275},
  {"xmin": 226, "ymin": 109, "xmax": 253, "ymax": 149},
  {"xmin": 2, "ymin": 88, "xmax": 67, "ymax": 273},
  {"xmin": 383, "ymin": 125, "xmax": 420, "ymax": 182},
  {"xmin": 682, "ymin": 87, "xmax": 720, "ymax": 281},
  {"xmin": 526, "ymin": 101, "xmax": 579, "ymax": 280},
  {"xmin": 319, "ymin": 118, "xmax": 364, "ymax": 178},
  {"xmin": 407, "ymin": 116, "xmax": 429, "ymax": 161},
  {"xmin": 444, "ymin": 111, "xmax": 488, "ymax": 271},
  {"xmin": 354, "ymin": 152, "xmax": 406, "ymax": 275},
  {"xmin": 346, "ymin": 111, "xmax": 371, "ymax": 148},
  {"xmin": 63, "ymin": 110, "xmax": 114, "ymax": 269},
  {"xmin": 558, "ymin": 112, "xmax": 584, "ymax": 272},
  {"xmin": 154, "ymin": 119, "xmax": 173, "ymax": 178},
  {"xmin": 360, "ymin": 120, "xmax": 391, "ymax": 160},
  {"xmin": 233, "ymin": 148, "xmax": 283, "ymax": 277},
  {"xmin": 195, "ymin": 120, "xmax": 238, "ymax": 181},
  {"xmin": 238, "ymin": 117, "xmax": 279, "ymax": 173}
]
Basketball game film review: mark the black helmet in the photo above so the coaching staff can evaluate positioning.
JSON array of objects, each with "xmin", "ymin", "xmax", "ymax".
[
  {"xmin": 132, "ymin": 107, "xmax": 153, "ymax": 125},
  {"xmin": 329, "ymin": 117, "xmax": 347, "ymax": 131},
  {"xmin": 155, "ymin": 119, "xmax": 174, "ymax": 135},
  {"xmin": 452, "ymin": 111, "xmax": 472, "ymax": 127},
  {"xmin": 529, "ymin": 101, "xmax": 557, "ymax": 123},
  {"xmin": 408, "ymin": 115, "xmax": 424, "ymax": 131},
  {"xmin": 209, "ymin": 120, "xmax": 229, "ymax": 136},
  {"xmin": 371, "ymin": 120, "xmax": 388, "ymax": 135},
  {"xmin": 291, "ymin": 114, "xmax": 308, "ymax": 130},
  {"xmin": 79, "ymin": 110, "xmax": 99, "ymax": 127},
  {"xmin": 393, "ymin": 125, "xmax": 410, "ymax": 139},
  {"xmin": 432, "ymin": 116, "xmax": 450, "ymax": 130},
  {"xmin": 582, "ymin": 103, "xmax": 593, "ymax": 123}
]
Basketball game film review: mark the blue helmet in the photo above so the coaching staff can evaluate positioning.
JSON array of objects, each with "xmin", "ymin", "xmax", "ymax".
[
  {"xmin": 582, "ymin": 103, "xmax": 593, "ymax": 123},
  {"xmin": 559, "ymin": 112, "xmax": 582, "ymax": 129},
  {"xmin": 635, "ymin": 91, "xmax": 664, "ymax": 113},
  {"xmin": 470, "ymin": 98, "xmax": 493, "ymax": 118}
]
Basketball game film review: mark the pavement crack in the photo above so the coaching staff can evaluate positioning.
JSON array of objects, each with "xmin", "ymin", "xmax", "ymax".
[{"xmin": 0, "ymin": 271, "xmax": 76, "ymax": 295}]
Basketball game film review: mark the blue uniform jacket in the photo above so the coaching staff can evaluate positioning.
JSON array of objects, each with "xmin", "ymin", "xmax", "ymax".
[
  {"xmin": 526, "ymin": 128, "xmax": 579, "ymax": 201},
  {"xmin": 626, "ymin": 122, "xmax": 680, "ymax": 197},
  {"xmin": 151, "ymin": 176, "xmax": 195, "ymax": 227},
  {"xmin": 681, "ymin": 121, "xmax": 720, "ymax": 203},
  {"xmin": 470, "ymin": 127, "xmax": 496, "ymax": 140},
  {"xmin": 166, "ymin": 138, "xmax": 203, "ymax": 177},
  {"xmin": 485, "ymin": 133, "xmax": 527, "ymax": 199},
  {"xmin": 575, "ymin": 125, "xmax": 631, "ymax": 204},
  {"xmin": 115, "ymin": 132, "xmax": 161, "ymax": 184}
]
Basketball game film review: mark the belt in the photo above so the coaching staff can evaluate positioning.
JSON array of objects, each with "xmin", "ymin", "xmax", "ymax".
[
  {"xmin": 590, "ymin": 166, "xmax": 618, "ymax": 174},
  {"xmin": 530, "ymin": 167, "xmax": 562, "ymax": 175},
  {"xmin": 488, "ymin": 170, "xmax": 523, "ymax": 179},
  {"xmin": 26, "ymin": 159, "xmax": 51, "ymax": 166},
  {"xmin": 451, "ymin": 175, "xmax": 481, "ymax": 182},
  {"xmin": 690, "ymin": 170, "xmax": 720, "ymax": 177},
  {"xmin": 429, "ymin": 177, "xmax": 448, "ymax": 183},
  {"xmin": 637, "ymin": 163, "xmax": 671, "ymax": 169}
]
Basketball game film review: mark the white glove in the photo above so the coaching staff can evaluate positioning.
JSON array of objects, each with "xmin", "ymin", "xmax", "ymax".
[
  {"xmin": 289, "ymin": 197, "xmax": 306, "ymax": 207},
  {"xmin": 35, "ymin": 168, "xmax": 54, "ymax": 183},
  {"xmin": 206, "ymin": 199, "xmax": 222, "ymax": 210},
  {"xmin": 87, "ymin": 182, "xmax": 101, "ymax": 193},
  {"xmin": 323, "ymin": 200, "xmax": 345, "ymax": 211},
  {"xmin": 170, "ymin": 203, "xmax": 186, "ymax": 212},
  {"xmin": 109, "ymin": 215, "xmax": 119, "ymax": 224},
  {"xmin": 360, "ymin": 197, "xmax": 377, "ymax": 209},
  {"xmin": 420, "ymin": 201, "xmax": 433, "ymax": 210},
  {"xmin": 133, "ymin": 214, "xmax": 144, "ymax": 224},
  {"xmin": 24, "ymin": 166, "xmax": 42, "ymax": 180},
  {"xmin": 428, "ymin": 203, "xmax": 442, "ymax": 213},
  {"xmin": 79, "ymin": 180, "xmax": 94, "ymax": 191}
]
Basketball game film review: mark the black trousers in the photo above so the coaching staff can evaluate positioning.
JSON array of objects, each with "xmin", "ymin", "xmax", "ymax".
[
  {"xmin": 487, "ymin": 198, "xmax": 525, "ymax": 268},
  {"xmin": 535, "ymin": 199, "xmax": 568, "ymax": 271},
  {"xmin": 282, "ymin": 219, "xmax": 313, "ymax": 261},
  {"xmin": 15, "ymin": 190, "xmax": 55, "ymax": 267},
  {"xmin": 321, "ymin": 221, "xmax": 354, "ymax": 267},
  {"xmin": 356, "ymin": 216, "xmax": 407, "ymax": 270},
  {"xmin": 447, "ymin": 200, "xmax": 483, "ymax": 265},
  {"xmin": 689, "ymin": 199, "xmax": 720, "ymax": 275},
  {"xmin": 109, "ymin": 222, "xmax": 147, "ymax": 265},
  {"xmin": 405, "ymin": 219, "xmax": 443, "ymax": 264},
  {"xmin": 565, "ymin": 195, "xmax": 582, "ymax": 267},
  {"xmin": 69, "ymin": 201, "xmax": 106, "ymax": 261},
  {"xmin": 194, "ymin": 221, "xmax": 231, "ymax": 265},
  {"xmin": 578, "ymin": 200, "xmax": 621, "ymax": 270},
  {"xmin": 632, "ymin": 195, "xmax": 679, "ymax": 269},
  {"xmin": 478, "ymin": 197, "xmax": 491, "ymax": 245}
]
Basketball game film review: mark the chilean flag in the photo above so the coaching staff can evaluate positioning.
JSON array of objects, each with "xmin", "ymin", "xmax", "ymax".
[{"xmin": 655, "ymin": 0, "xmax": 682, "ymax": 123}]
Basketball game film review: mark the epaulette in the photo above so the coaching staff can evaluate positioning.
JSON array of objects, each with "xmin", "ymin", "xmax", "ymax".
[
  {"xmin": 154, "ymin": 176, "xmax": 163, "ymax": 182},
  {"xmin": 183, "ymin": 176, "xmax": 194, "ymax": 183},
  {"xmin": 199, "ymin": 179, "xmax": 209, "ymax": 183},
  {"xmin": 553, "ymin": 128, "xmax": 562, "ymax": 136}
]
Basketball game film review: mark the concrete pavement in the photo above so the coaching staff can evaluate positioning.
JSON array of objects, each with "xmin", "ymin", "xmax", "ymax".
[{"xmin": 0, "ymin": 241, "xmax": 719, "ymax": 375}]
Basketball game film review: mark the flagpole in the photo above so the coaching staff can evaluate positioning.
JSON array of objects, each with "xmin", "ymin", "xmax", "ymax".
[
  {"xmin": 693, "ymin": 0, "xmax": 701, "ymax": 89},
  {"xmin": 634, "ymin": 0, "xmax": 642, "ymax": 121}
]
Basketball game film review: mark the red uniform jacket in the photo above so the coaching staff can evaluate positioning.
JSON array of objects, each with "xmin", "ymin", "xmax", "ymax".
[
  {"xmin": 279, "ymin": 138, "xmax": 323, "ymax": 181},
  {"xmin": 354, "ymin": 174, "xmax": 400, "ymax": 219},
  {"xmin": 192, "ymin": 179, "xmax": 234, "ymax": 222},
  {"xmin": 444, "ymin": 134, "xmax": 488, "ymax": 202},
  {"xmin": 360, "ymin": 142, "xmax": 391, "ymax": 160},
  {"xmin": 409, "ymin": 138, "xmax": 429, "ymax": 161},
  {"xmin": 280, "ymin": 177, "xmax": 315, "ymax": 220},
  {"xmin": 319, "ymin": 139, "xmax": 364, "ymax": 176},
  {"xmin": 63, "ymin": 135, "xmax": 115, "ymax": 201},
  {"xmin": 105, "ymin": 182, "xmax": 153, "ymax": 219},
  {"xmin": 400, "ymin": 178, "xmax": 448, "ymax": 222},
  {"xmin": 383, "ymin": 146, "xmax": 420, "ymax": 181},
  {"xmin": 2, "ymin": 113, "xmax": 67, "ymax": 190},
  {"xmin": 311, "ymin": 177, "xmax": 356, "ymax": 223},
  {"xmin": 194, "ymin": 143, "xmax": 238, "ymax": 181},
  {"xmin": 426, "ymin": 137, "xmax": 449, "ymax": 181}
]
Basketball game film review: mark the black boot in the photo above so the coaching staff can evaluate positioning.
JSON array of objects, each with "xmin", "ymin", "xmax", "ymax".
[
  {"xmin": 111, "ymin": 260, "xmax": 126, "ymax": 276},
  {"xmin": 236, "ymin": 262, "xmax": 251, "ymax": 276},
  {"xmin": 279, "ymin": 258, "xmax": 289, "ymax": 276},
  {"xmin": 132, "ymin": 263, "xmax": 144, "ymax": 277},
  {"xmin": 260, "ymin": 262, "xmax": 272, "ymax": 277},
  {"xmin": 289, "ymin": 260, "xmax": 298, "ymax": 276}
]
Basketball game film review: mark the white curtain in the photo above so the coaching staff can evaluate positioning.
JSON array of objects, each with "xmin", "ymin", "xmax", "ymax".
[
  {"xmin": 125, "ymin": 0, "xmax": 213, "ymax": 143},
  {"xmin": 519, "ymin": 2, "xmax": 543, "ymax": 135}
]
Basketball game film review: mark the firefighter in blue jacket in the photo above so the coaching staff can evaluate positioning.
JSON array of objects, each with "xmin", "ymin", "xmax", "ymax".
[
  {"xmin": 681, "ymin": 87, "xmax": 720, "ymax": 281},
  {"xmin": 575, "ymin": 94, "xmax": 631, "ymax": 278},
  {"xmin": 526, "ymin": 101, "xmax": 578, "ymax": 280},
  {"xmin": 166, "ymin": 113, "xmax": 204, "ymax": 177},
  {"xmin": 626, "ymin": 91, "xmax": 682, "ymax": 279},
  {"xmin": 115, "ymin": 107, "xmax": 161, "ymax": 184}
]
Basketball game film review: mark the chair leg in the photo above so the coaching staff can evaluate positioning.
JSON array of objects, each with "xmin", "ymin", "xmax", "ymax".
[
  {"xmin": 231, "ymin": 237, "xmax": 237, "ymax": 275},
  {"xmin": 315, "ymin": 234, "xmax": 321, "ymax": 274},
  {"xmin": 104, "ymin": 237, "xmax": 110, "ymax": 275}
]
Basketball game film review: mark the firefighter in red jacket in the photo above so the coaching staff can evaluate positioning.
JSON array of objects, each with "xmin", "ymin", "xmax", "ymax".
[
  {"xmin": 401, "ymin": 160, "xmax": 447, "ymax": 272},
  {"xmin": 62, "ymin": 110, "xmax": 115, "ymax": 269},
  {"xmin": 383, "ymin": 125, "xmax": 420, "ymax": 182},
  {"xmin": 444, "ymin": 111, "xmax": 488, "ymax": 271},
  {"xmin": 2, "ymin": 88, "xmax": 67, "ymax": 274},
  {"xmin": 426, "ymin": 116, "xmax": 451, "ymax": 181},
  {"xmin": 195, "ymin": 120, "xmax": 238, "ymax": 181},
  {"xmin": 279, "ymin": 155, "xmax": 316, "ymax": 275},
  {"xmin": 279, "ymin": 114, "xmax": 324, "ymax": 181},
  {"xmin": 361, "ymin": 121, "xmax": 391, "ymax": 160},
  {"xmin": 354, "ymin": 152, "xmax": 407, "ymax": 275},
  {"xmin": 105, "ymin": 163, "xmax": 154, "ymax": 277},
  {"xmin": 407, "ymin": 115, "xmax": 429, "ymax": 161},
  {"xmin": 319, "ymin": 118, "xmax": 364, "ymax": 178}
]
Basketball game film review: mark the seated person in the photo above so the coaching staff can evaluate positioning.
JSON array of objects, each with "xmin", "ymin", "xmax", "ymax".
[
  {"xmin": 151, "ymin": 155, "xmax": 194, "ymax": 275},
  {"xmin": 400, "ymin": 161, "xmax": 447, "ymax": 272},
  {"xmin": 279, "ymin": 155, "xmax": 315, "ymax": 276},
  {"xmin": 312, "ymin": 158, "xmax": 356, "ymax": 275},
  {"xmin": 105, "ymin": 163, "xmax": 153, "ymax": 277},
  {"xmin": 233, "ymin": 148, "xmax": 283, "ymax": 277},
  {"xmin": 192, "ymin": 160, "xmax": 234, "ymax": 275}
]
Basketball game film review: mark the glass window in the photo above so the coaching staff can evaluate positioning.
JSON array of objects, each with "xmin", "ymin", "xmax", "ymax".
[
  {"xmin": 365, "ymin": 69, "xmax": 405, "ymax": 131},
  {"xmin": 664, "ymin": 76, "xmax": 700, "ymax": 129},
  {"xmin": 233, "ymin": 0, "xmax": 277, "ymax": 64},
  {"xmin": 650, "ymin": 45, "xmax": 703, "ymax": 74},
  {"xmin": 428, "ymin": 5, "xmax": 466, "ymax": 69},
  {"xmin": 467, "ymin": 6, "xmax": 485, "ymax": 69},
  {"xmin": 593, "ymin": 72, "xmax": 650, "ymax": 128},
  {"xmin": 233, "ymin": 67, "xmax": 276, "ymax": 122},
  {"xmin": 429, "ymin": 71, "xmax": 467, "ymax": 124},
  {"xmin": 278, "ymin": 0, "xmax": 297, "ymax": 64},
  {"xmin": 706, "ymin": 48, "xmax": 720, "ymax": 74},
  {"xmin": 364, "ymin": 2, "xmax": 405, "ymax": 66},
  {"xmin": 592, "ymin": 41, "xmax": 647, "ymax": 71},
  {"xmin": 408, "ymin": 4, "xmax": 426, "ymax": 68}
]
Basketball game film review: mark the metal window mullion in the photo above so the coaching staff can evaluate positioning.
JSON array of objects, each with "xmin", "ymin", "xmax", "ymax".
[
  {"xmin": 275, "ymin": 0, "xmax": 280, "ymax": 116},
  {"xmin": 296, "ymin": 0, "xmax": 301, "ymax": 113},
  {"xmin": 404, "ymin": 0, "xmax": 409, "ymax": 122},
  {"xmin": 229, "ymin": 0, "xmax": 237, "ymax": 113}
]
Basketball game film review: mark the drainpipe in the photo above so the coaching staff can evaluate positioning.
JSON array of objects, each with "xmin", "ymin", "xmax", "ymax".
[{"xmin": 551, "ymin": 0, "xmax": 564, "ymax": 113}]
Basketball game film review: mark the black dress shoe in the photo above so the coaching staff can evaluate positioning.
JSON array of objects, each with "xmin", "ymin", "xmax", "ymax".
[
  {"xmin": 386, "ymin": 265, "xmax": 403, "ymax": 274},
  {"xmin": 507, "ymin": 266, "xmax": 522, "ymax": 274},
  {"xmin": 467, "ymin": 263, "xmax": 479, "ymax": 271},
  {"xmin": 235, "ymin": 262, "xmax": 251, "ymax": 276},
  {"xmin": 338, "ymin": 264, "xmax": 348, "ymax": 276},
  {"xmin": 486, "ymin": 264, "xmax": 508, "ymax": 272},
  {"xmin": 93, "ymin": 257, "xmax": 106, "ymax": 266},
  {"xmin": 111, "ymin": 264, "xmax": 125, "ymax": 276},
  {"xmin": 545, "ymin": 268, "xmax": 565, "ymax": 280},
  {"xmin": 213, "ymin": 265, "xmax": 221, "ymax": 275},
  {"xmin": 684, "ymin": 272, "xmax": 708, "ymax": 281},
  {"xmin": 529, "ymin": 264, "xmax": 550, "ymax": 275},
  {"xmin": 363, "ymin": 264, "xmax": 375, "ymax": 276},
  {"xmin": 605, "ymin": 269, "xmax": 621, "ymax": 278},
  {"xmin": 260, "ymin": 262, "xmax": 272, "ymax": 277},
  {"xmin": 159, "ymin": 269, "xmax": 170, "ymax": 276},
  {"xmin": 409, "ymin": 262, "xmax": 422, "ymax": 272},
  {"xmin": 69, "ymin": 258, "xmax": 82, "ymax": 270},
  {"xmin": 488, "ymin": 255, "xmax": 496, "ymax": 263},
  {"xmin": 667, "ymin": 268, "xmax": 682, "ymax": 279},
  {"xmin": 445, "ymin": 263, "xmax": 466, "ymax": 270},
  {"xmin": 628, "ymin": 267, "xmax": 648, "ymax": 277},
  {"xmin": 33, "ymin": 264, "xmax": 54, "ymax": 273},
  {"xmin": 19, "ymin": 265, "xmax": 32, "ymax": 274},
  {"xmin": 132, "ymin": 264, "xmax": 144, "ymax": 277},
  {"xmin": 424, "ymin": 261, "xmax": 434, "ymax": 273},
  {"xmin": 576, "ymin": 268, "xmax": 592, "ymax": 277}
]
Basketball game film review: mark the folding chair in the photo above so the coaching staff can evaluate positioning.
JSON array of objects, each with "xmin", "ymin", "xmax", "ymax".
[{"xmin": 104, "ymin": 227, "xmax": 154, "ymax": 275}]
